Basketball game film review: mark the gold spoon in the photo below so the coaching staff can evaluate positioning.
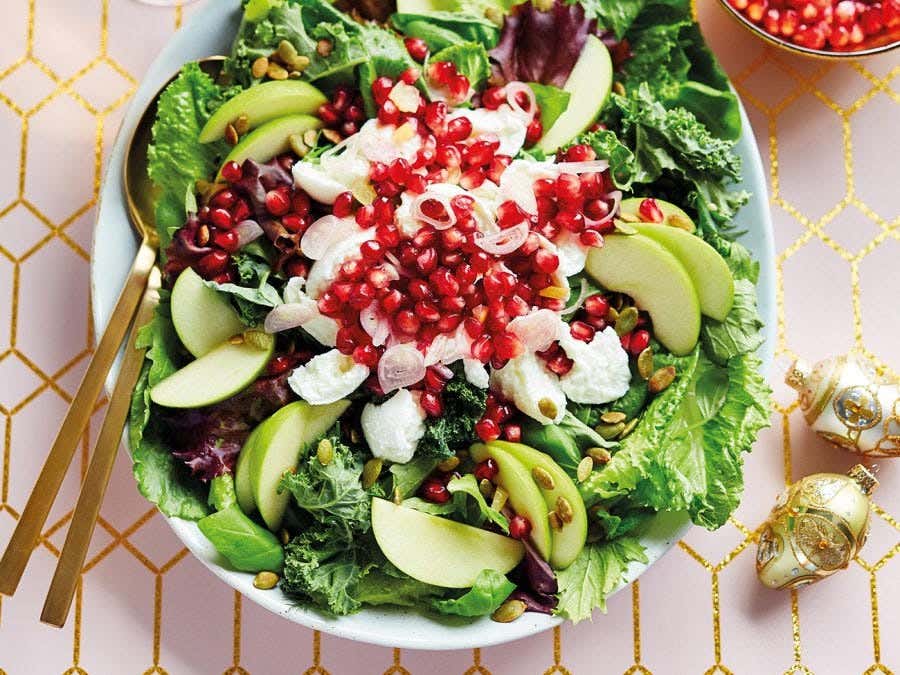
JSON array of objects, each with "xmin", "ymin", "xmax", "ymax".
[{"xmin": 0, "ymin": 58, "xmax": 225, "ymax": 617}]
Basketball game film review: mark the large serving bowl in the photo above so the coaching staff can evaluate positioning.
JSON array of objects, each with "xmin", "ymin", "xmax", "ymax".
[{"xmin": 91, "ymin": 0, "xmax": 776, "ymax": 650}]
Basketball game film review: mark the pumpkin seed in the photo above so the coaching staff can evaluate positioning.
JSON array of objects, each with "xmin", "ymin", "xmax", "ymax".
[
  {"xmin": 277, "ymin": 39, "xmax": 299, "ymax": 64},
  {"xmin": 612, "ymin": 81, "xmax": 626, "ymax": 96},
  {"xmin": 196, "ymin": 224, "xmax": 210, "ymax": 246},
  {"xmin": 556, "ymin": 496, "xmax": 574, "ymax": 524},
  {"xmin": 615, "ymin": 306, "xmax": 639, "ymax": 336},
  {"xmin": 479, "ymin": 478, "xmax": 495, "ymax": 498},
  {"xmin": 637, "ymin": 347, "xmax": 654, "ymax": 380},
  {"xmin": 253, "ymin": 571, "xmax": 279, "ymax": 590},
  {"xmin": 233, "ymin": 113, "xmax": 250, "ymax": 135},
  {"xmin": 614, "ymin": 220, "xmax": 638, "ymax": 235},
  {"xmin": 548, "ymin": 511, "xmax": 563, "ymax": 531},
  {"xmin": 587, "ymin": 447, "xmax": 612, "ymax": 464},
  {"xmin": 531, "ymin": 466, "xmax": 555, "ymax": 490},
  {"xmin": 244, "ymin": 330, "xmax": 269, "ymax": 350},
  {"xmin": 538, "ymin": 397, "xmax": 558, "ymax": 420},
  {"xmin": 667, "ymin": 214, "xmax": 694, "ymax": 231},
  {"xmin": 362, "ymin": 458, "xmax": 383, "ymax": 489},
  {"xmin": 605, "ymin": 306, "xmax": 619, "ymax": 323},
  {"xmin": 618, "ymin": 418, "xmax": 638, "ymax": 439},
  {"xmin": 617, "ymin": 211, "xmax": 640, "ymax": 223},
  {"xmin": 392, "ymin": 486, "xmax": 402, "ymax": 505},
  {"xmin": 492, "ymin": 599, "xmax": 526, "ymax": 623},
  {"xmin": 289, "ymin": 133, "xmax": 310, "ymax": 158},
  {"xmin": 437, "ymin": 456, "xmax": 460, "ymax": 472},
  {"xmin": 576, "ymin": 456, "xmax": 593, "ymax": 482},
  {"xmin": 224, "ymin": 123, "xmax": 239, "ymax": 146},
  {"xmin": 349, "ymin": 427, "xmax": 362, "ymax": 444},
  {"xmin": 322, "ymin": 128, "xmax": 342, "ymax": 144},
  {"xmin": 490, "ymin": 486, "xmax": 508, "ymax": 512},
  {"xmin": 648, "ymin": 365, "xmax": 677, "ymax": 394},
  {"xmin": 316, "ymin": 38, "xmax": 334, "ymax": 57},
  {"xmin": 228, "ymin": 334, "xmax": 245, "ymax": 345},
  {"xmin": 302, "ymin": 128, "xmax": 319, "ymax": 147},
  {"xmin": 289, "ymin": 55, "xmax": 310, "ymax": 72},
  {"xmin": 596, "ymin": 421, "xmax": 625, "ymax": 440},
  {"xmin": 316, "ymin": 438, "xmax": 333, "ymax": 465},
  {"xmin": 251, "ymin": 56, "xmax": 269, "ymax": 79},
  {"xmin": 600, "ymin": 411, "xmax": 627, "ymax": 424},
  {"xmin": 266, "ymin": 61, "xmax": 289, "ymax": 80},
  {"xmin": 288, "ymin": 70, "xmax": 302, "ymax": 79},
  {"xmin": 279, "ymin": 529, "xmax": 291, "ymax": 546}
]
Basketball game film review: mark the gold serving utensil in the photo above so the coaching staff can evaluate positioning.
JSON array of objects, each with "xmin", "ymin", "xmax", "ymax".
[{"xmin": 0, "ymin": 57, "xmax": 225, "ymax": 607}]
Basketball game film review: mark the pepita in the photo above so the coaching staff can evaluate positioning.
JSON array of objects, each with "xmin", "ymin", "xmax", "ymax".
[
  {"xmin": 279, "ymin": 529, "xmax": 291, "ymax": 546},
  {"xmin": 393, "ymin": 487, "xmax": 402, "ymax": 505},
  {"xmin": 556, "ymin": 496, "xmax": 574, "ymax": 524},
  {"xmin": 288, "ymin": 70, "xmax": 302, "ymax": 79},
  {"xmin": 615, "ymin": 306, "xmax": 639, "ymax": 336},
  {"xmin": 437, "ymin": 456, "xmax": 460, "ymax": 472},
  {"xmin": 600, "ymin": 411, "xmax": 627, "ymax": 424},
  {"xmin": 595, "ymin": 421, "xmax": 625, "ymax": 440},
  {"xmin": 490, "ymin": 486, "xmax": 508, "ymax": 512},
  {"xmin": 197, "ymin": 224, "xmax": 210, "ymax": 246},
  {"xmin": 253, "ymin": 571, "xmax": 279, "ymax": 590},
  {"xmin": 251, "ymin": 56, "xmax": 269, "ymax": 79},
  {"xmin": 617, "ymin": 211, "xmax": 640, "ymax": 223},
  {"xmin": 618, "ymin": 418, "xmax": 638, "ymax": 439},
  {"xmin": 587, "ymin": 447, "xmax": 612, "ymax": 464},
  {"xmin": 316, "ymin": 438, "xmax": 334, "ymax": 465},
  {"xmin": 277, "ymin": 39, "xmax": 299, "ymax": 64},
  {"xmin": 290, "ymin": 55, "xmax": 310, "ymax": 72},
  {"xmin": 303, "ymin": 128, "xmax": 319, "ymax": 147},
  {"xmin": 531, "ymin": 466, "xmax": 555, "ymax": 490},
  {"xmin": 316, "ymin": 38, "xmax": 334, "ymax": 57},
  {"xmin": 234, "ymin": 113, "xmax": 250, "ymax": 135},
  {"xmin": 479, "ymin": 478, "xmax": 495, "ymax": 498},
  {"xmin": 612, "ymin": 81, "xmax": 626, "ymax": 96},
  {"xmin": 538, "ymin": 397, "xmax": 558, "ymax": 420},
  {"xmin": 228, "ymin": 334, "xmax": 245, "ymax": 345},
  {"xmin": 614, "ymin": 220, "xmax": 638, "ymax": 235},
  {"xmin": 224, "ymin": 123, "xmax": 239, "ymax": 146},
  {"xmin": 548, "ymin": 511, "xmax": 563, "ymax": 531},
  {"xmin": 266, "ymin": 61, "xmax": 289, "ymax": 80},
  {"xmin": 492, "ymin": 599, "xmax": 526, "ymax": 623},
  {"xmin": 362, "ymin": 458, "xmax": 383, "ymax": 489},
  {"xmin": 605, "ymin": 306, "xmax": 619, "ymax": 323},
  {"xmin": 667, "ymin": 214, "xmax": 694, "ymax": 231},
  {"xmin": 322, "ymin": 128, "xmax": 342, "ymax": 144},
  {"xmin": 648, "ymin": 365, "xmax": 677, "ymax": 394},
  {"xmin": 576, "ymin": 456, "xmax": 593, "ymax": 482},
  {"xmin": 637, "ymin": 347, "xmax": 654, "ymax": 380},
  {"xmin": 289, "ymin": 133, "xmax": 310, "ymax": 158}
]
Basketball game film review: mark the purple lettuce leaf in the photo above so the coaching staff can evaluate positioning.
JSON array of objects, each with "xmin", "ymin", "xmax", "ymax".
[
  {"xmin": 507, "ymin": 539, "xmax": 559, "ymax": 614},
  {"xmin": 163, "ymin": 212, "xmax": 214, "ymax": 283}
]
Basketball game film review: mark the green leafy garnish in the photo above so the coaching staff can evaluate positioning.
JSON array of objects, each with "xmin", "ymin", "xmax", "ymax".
[
  {"xmin": 528, "ymin": 82, "xmax": 571, "ymax": 132},
  {"xmin": 419, "ymin": 371, "xmax": 487, "ymax": 458},
  {"xmin": 432, "ymin": 569, "xmax": 515, "ymax": 617},
  {"xmin": 430, "ymin": 42, "xmax": 492, "ymax": 90}
]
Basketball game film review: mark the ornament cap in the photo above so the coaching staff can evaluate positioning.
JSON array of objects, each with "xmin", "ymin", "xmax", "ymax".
[
  {"xmin": 848, "ymin": 464, "xmax": 878, "ymax": 495},
  {"xmin": 785, "ymin": 358, "xmax": 812, "ymax": 391}
]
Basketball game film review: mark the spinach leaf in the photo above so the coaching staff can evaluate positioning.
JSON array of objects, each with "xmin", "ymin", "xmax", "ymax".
[
  {"xmin": 198, "ymin": 506, "xmax": 284, "ymax": 572},
  {"xmin": 392, "ymin": 11, "xmax": 500, "ymax": 50},
  {"xmin": 432, "ymin": 569, "xmax": 515, "ymax": 617},
  {"xmin": 447, "ymin": 474, "xmax": 509, "ymax": 532},
  {"xmin": 528, "ymin": 82, "xmax": 571, "ymax": 132}
]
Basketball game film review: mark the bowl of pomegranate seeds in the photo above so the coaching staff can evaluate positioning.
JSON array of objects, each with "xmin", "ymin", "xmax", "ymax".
[
  {"xmin": 92, "ymin": 0, "xmax": 775, "ymax": 649},
  {"xmin": 721, "ymin": 0, "xmax": 900, "ymax": 56}
]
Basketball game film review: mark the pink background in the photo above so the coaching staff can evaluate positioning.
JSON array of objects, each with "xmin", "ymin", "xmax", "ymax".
[{"xmin": 0, "ymin": 1, "xmax": 898, "ymax": 673}]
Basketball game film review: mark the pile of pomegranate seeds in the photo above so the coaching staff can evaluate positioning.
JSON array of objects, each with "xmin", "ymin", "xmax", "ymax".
[
  {"xmin": 728, "ymin": 0, "xmax": 900, "ymax": 51},
  {"xmin": 192, "ymin": 169, "xmax": 257, "ymax": 281},
  {"xmin": 317, "ymin": 87, "xmax": 367, "ymax": 139}
]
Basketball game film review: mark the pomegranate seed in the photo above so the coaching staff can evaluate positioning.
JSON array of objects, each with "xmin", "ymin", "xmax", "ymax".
[
  {"xmin": 545, "ymin": 353, "xmax": 574, "ymax": 376},
  {"xmin": 283, "ymin": 258, "xmax": 308, "ymax": 279},
  {"xmin": 291, "ymin": 192, "xmax": 310, "ymax": 215},
  {"xmin": 375, "ymin": 179, "xmax": 402, "ymax": 198},
  {"xmin": 780, "ymin": 8, "xmax": 800, "ymax": 34},
  {"xmin": 562, "ymin": 144, "xmax": 597, "ymax": 162},
  {"xmin": 464, "ymin": 140, "xmax": 496, "ymax": 168},
  {"xmin": 213, "ymin": 229, "xmax": 239, "ymax": 252},
  {"xmin": 360, "ymin": 239, "xmax": 383, "ymax": 261},
  {"xmin": 620, "ymin": 332, "xmax": 632, "ymax": 351},
  {"xmin": 197, "ymin": 250, "xmax": 230, "ymax": 278},
  {"xmin": 584, "ymin": 294, "xmax": 610, "ymax": 317},
  {"xmin": 424, "ymin": 367, "xmax": 449, "ymax": 392},
  {"xmin": 332, "ymin": 88, "xmax": 350, "ymax": 112},
  {"xmin": 371, "ymin": 76, "xmax": 394, "ymax": 105},
  {"xmin": 580, "ymin": 229, "xmax": 605, "ymax": 247},
  {"xmin": 318, "ymin": 103, "xmax": 341, "ymax": 126},
  {"xmin": 399, "ymin": 67, "xmax": 420, "ymax": 85},
  {"xmin": 345, "ymin": 104, "xmax": 365, "ymax": 122},
  {"xmin": 332, "ymin": 281, "xmax": 354, "ymax": 302},
  {"xmin": 555, "ymin": 173, "xmax": 582, "ymax": 202},
  {"xmin": 415, "ymin": 299, "xmax": 441, "ymax": 323},
  {"xmin": 428, "ymin": 61, "xmax": 457, "ymax": 85},
  {"xmin": 350, "ymin": 283, "xmax": 376, "ymax": 310},
  {"xmin": 210, "ymin": 189, "xmax": 237, "ymax": 210},
  {"xmin": 861, "ymin": 5, "xmax": 884, "ymax": 33},
  {"xmin": 459, "ymin": 168, "xmax": 486, "ymax": 189},
  {"xmin": 473, "ymin": 458, "xmax": 499, "ymax": 481},
  {"xmin": 282, "ymin": 213, "xmax": 307, "ymax": 234},
  {"xmin": 793, "ymin": 23, "xmax": 827, "ymax": 48},
  {"xmin": 356, "ymin": 204, "xmax": 376, "ymax": 228},
  {"xmin": 555, "ymin": 210, "xmax": 585, "ymax": 233},
  {"xmin": 317, "ymin": 291, "xmax": 341, "ymax": 315},
  {"xmin": 505, "ymin": 295, "xmax": 530, "ymax": 317},
  {"xmin": 209, "ymin": 207, "xmax": 234, "ymax": 230},
  {"xmin": 629, "ymin": 329, "xmax": 651, "ymax": 355},
  {"xmin": 366, "ymin": 266, "xmax": 392, "ymax": 290},
  {"xmin": 431, "ymin": 268, "xmax": 460, "ymax": 296},
  {"xmin": 267, "ymin": 355, "xmax": 293, "ymax": 376},
  {"xmin": 353, "ymin": 344, "xmax": 379, "ymax": 368},
  {"xmin": 231, "ymin": 199, "xmax": 251, "ymax": 224},
  {"xmin": 482, "ymin": 86, "xmax": 506, "ymax": 109},
  {"xmin": 848, "ymin": 21, "xmax": 865, "ymax": 42},
  {"xmin": 406, "ymin": 174, "xmax": 428, "ymax": 194},
  {"xmin": 444, "ymin": 117, "xmax": 473, "ymax": 143},
  {"xmin": 533, "ymin": 248, "xmax": 560, "ymax": 273},
  {"xmin": 884, "ymin": 0, "xmax": 900, "ymax": 28},
  {"xmin": 375, "ymin": 223, "xmax": 401, "ymax": 247},
  {"xmin": 404, "ymin": 36, "xmax": 429, "ymax": 61},
  {"xmin": 378, "ymin": 100, "xmax": 400, "ymax": 125},
  {"xmin": 265, "ymin": 189, "xmax": 291, "ymax": 216},
  {"xmin": 487, "ymin": 155, "xmax": 512, "ymax": 183},
  {"xmin": 436, "ymin": 143, "xmax": 462, "ymax": 168},
  {"xmin": 373, "ymin": 196, "xmax": 395, "ymax": 225},
  {"xmin": 487, "ymin": 403, "xmax": 512, "ymax": 423},
  {"xmin": 508, "ymin": 515, "xmax": 532, "ymax": 540},
  {"xmin": 570, "ymin": 320, "xmax": 596, "ymax": 342},
  {"xmin": 437, "ymin": 313, "xmax": 464, "ymax": 333},
  {"xmin": 829, "ymin": 23, "xmax": 851, "ymax": 45},
  {"xmin": 395, "ymin": 310, "xmax": 420, "ymax": 334},
  {"xmin": 525, "ymin": 118, "xmax": 542, "ymax": 146},
  {"xmin": 408, "ymin": 278, "xmax": 432, "ymax": 301},
  {"xmin": 834, "ymin": 0, "xmax": 856, "ymax": 23},
  {"xmin": 340, "ymin": 259, "xmax": 364, "ymax": 281},
  {"xmin": 416, "ymin": 247, "xmax": 438, "ymax": 274},
  {"xmin": 421, "ymin": 480, "xmax": 451, "ymax": 504},
  {"xmin": 387, "ymin": 158, "xmax": 410, "ymax": 185},
  {"xmin": 764, "ymin": 7, "xmax": 782, "ymax": 32},
  {"xmin": 340, "ymin": 121, "xmax": 358, "ymax": 137},
  {"xmin": 440, "ymin": 295, "xmax": 466, "ymax": 313},
  {"xmin": 638, "ymin": 198, "xmax": 664, "ymax": 223},
  {"xmin": 333, "ymin": 191, "xmax": 355, "ymax": 218},
  {"xmin": 503, "ymin": 424, "xmax": 522, "ymax": 443},
  {"xmin": 494, "ymin": 331, "xmax": 524, "ymax": 360},
  {"xmin": 370, "ymin": 161, "xmax": 389, "ymax": 182},
  {"xmin": 746, "ymin": 0, "xmax": 769, "ymax": 22},
  {"xmin": 420, "ymin": 391, "xmax": 443, "ymax": 417},
  {"xmin": 471, "ymin": 334, "xmax": 494, "ymax": 362},
  {"xmin": 220, "ymin": 160, "xmax": 242, "ymax": 183},
  {"xmin": 448, "ymin": 74, "xmax": 470, "ymax": 101},
  {"xmin": 380, "ymin": 289, "xmax": 403, "ymax": 313}
]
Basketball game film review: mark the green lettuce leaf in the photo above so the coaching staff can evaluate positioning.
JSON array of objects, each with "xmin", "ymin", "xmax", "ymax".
[
  {"xmin": 701, "ymin": 279, "xmax": 765, "ymax": 365},
  {"xmin": 528, "ymin": 82, "xmax": 571, "ymax": 133},
  {"xmin": 555, "ymin": 537, "xmax": 648, "ymax": 621},
  {"xmin": 432, "ymin": 569, "xmax": 514, "ymax": 617},
  {"xmin": 522, "ymin": 411, "xmax": 615, "ymax": 477},
  {"xmin": 446, "ymin": 474, "xmax": 509, "ymax": 532},
  {"xmin": 575, "ymin": 127, "xmax": 636, "ymax": 190},
  {"xmin": 391, "ymin": 11, "xmax": 500, "ymax": 50},
  {"xmin": 389, "ymin": 456, "xmax": 441, "ymax": 498},
  {"xmin": 197, "ymin": 504, "xmax": 285, "ymax": 572},
  {"xmin": 419, "ymin": 370, "xmax": 487, "ymax": 458},
  {"xmin": 573, "ymin": 0, "xmax": 647, "ymax": 38},
  {"xmin": 431, "ymin": 42, "xmax": 492, "ymax": 90},
  {"xmin": 203, "ymin": 252, "xmax": 282, "ymax": 327},
  {"xmin": 355, "ymin": 562, "xmax": 446, "ymax": 607}
]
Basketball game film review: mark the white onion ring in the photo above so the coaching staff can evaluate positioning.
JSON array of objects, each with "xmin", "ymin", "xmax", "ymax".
[
  {"xmin": 508, "ymin": 309, "xmax": 562, "ymax": 352},
  {"xmin": 553, "ymin": 160, "xmax": 610, "ymax": 174},
  {"xmin": 301, "ymin": 215, "xmax": 361, "ymax": 260},
  {"xmin": 264, "ymin": 302, "xmax": 317, "ymax": 334},
  {"xmin": 378, "ymin": 343, "xmax": 426, "ymax": 393},
  {"xmin": 412, "ymin": 192, "xmax": 457, "ymax": 230},
  {"xmin": 560, "ymin": 278, "xmax": 590, "ymax": 316},
  {"xmin": 506, "ymin": 82, "xmax": 537, "ymax": 123},
  {"xmin": 474, "ymin": 221, "xmax": 529, "ymax": 255},
  {"xmin": 234, "ymin": 220, "xmax": 264, "ymax": 248},
  {"xmin": 424, "ymin": 327, "xmax": 471, "ymax": 366},
  {"xmin": 585, "ymin": 190, "xmax": 622, "ymax": 228},
  {"xmin": 359, "ymin": 303, "xmax": 391, "ymax": 347}
]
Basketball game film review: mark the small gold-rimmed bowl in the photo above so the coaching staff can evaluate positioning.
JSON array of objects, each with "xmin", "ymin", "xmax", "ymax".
[{"xmin": 717, "ymin": 0, "xmax": 900, "ymax": 59}]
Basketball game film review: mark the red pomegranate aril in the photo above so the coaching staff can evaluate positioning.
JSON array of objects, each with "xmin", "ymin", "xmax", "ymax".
[
  {"xmin": 459, "ymin": 168, "xmax": 486, "ymax": 189},
  {"xmin": 424, "ymin": 100, "xmax": 447, "ymax": 132},
  {"xmin": 848, "ymin": 21, "xmax": 864, "ymax": 42},
  {"xmin": 471, "ymin": 334, "xmax": 494, "ymax": 363},
  {"xmin": 388, "ymin": 158, "xmax": 411, "ymax": 185},
  {"xmin": 380, "ymin": 289, "xmax": 403, "ymax": 313},
  {"xmin": 780, "ymin": 8, "xmax": 800, "ymax": 34},
  {"xmin": 378, "ymin": 99, "xmax": 400, "ymax": 125},
  {"xmin": 332, "ymin": 88, "xmax": 350, "ymax": 112},
  {"xmin": 747, "ymin": 0, "xmax": 769, "ymax": 22},
  {"xmin": 440, "ymin": 295, "xmax": 466, "ymax": 313},
  {"xmin": 332, "ymin": 281, "xmax": 355, "ymax": 303},
  {"xmin": 340, "ymin": 121, "xmax": 359, "ymax": 137},
  {"xmin": 282, "ymin": 213, "xmax": 307, "ymax": 234},
  {"xmin": 231, "ymin": 199, "xmax": 251, "ymax": 224},
  {"xmin": 407, "ymin": 278, "xmax": 431, "ymax": 301},
  {"xmin": 196, "ymin": 250, "xmax": 229, "ymax": 278},
  {"xmin": 619, "ymin": 332, "xmax": 632, "ymax": 351},
  {"xmin": 861, "ymin": 5, "xmax": 884, "ymax": 32},
  {"xmin": 353, "ymin": 343, "xmax": 379, "ymax": 368},
  {"xmin": 344, "ymin": 104, "xmax": 365, "ymax": 122},
  {"xmin": 793, "ymin": 23, "xmax": 827, "ymax": 48},
  {"xmin": 366, "ymin": 266, "xmax": 393, "ymax": 290},
  {"xmin": 265, "ymin": 189, "xmax": 291, "ymax": 216},
  {"xmin": 570, "ymin": 320, "xmax": 596, "ymax": 342},
  {"xmin": 584, "ymin": 294, "xmax": 610, "ymax": 317},
  {"xmin": 487, "ymin": 155, "xmax": 512, "ymax": 183},
  {"xmin": 469, "ymin": 250, "xmax": 492, "ymax": 273},
  {"xmin": 213, "ymin": 229, "xmax": 239, "ymax": 252},
  {"xmin": 503, "ymin": 424, "xmax": 522, "ymax": 442},
  {"xmin": 555, "ymin": 210, "xmax": 585, "ymax": 233},
  {"xmin": 764, "ymin": 7, "xmax": 782, "ymax": 32},
  {"xmin": 563, "ymin": 144, "xmax": 597, "ymax": 162},
  {"xmin": 290, "ymin": 191, "xmax": 310, "ymax": 215},
  {"xmin": 448, "ymin": 74, "xmax": 470, "ymax": 101},
  {"xmin": 416, "ymin": 247, "xmax": 438, "ymax": 274},
  {"xmin": 834, "ymin": 0, "xmax": 856, "ymax": 23},
  {"xmin": 356, "ymin": 205, "xmax": 376, "ymax": 228},
  {"xmin": 585, "ymin": 314, "xmax": 607, "ymax": 330},
  {"xmin": 267, "ymin": 355, "xmax": 293, "ymax": 376},
  {"xmin": 545, "ymin": 353, "xmax": 574, "ymax": 376},
  {"xmin": 373, "ymin": 196, "xmax": 395, "ymax": 225},
  {"xmin": 584, "ymin": 198, "xmax": 610, "ymax": 221},
  {"xmin": 406, "ymin": 174, "xmax": 427, "ymax": 194},
  {"xmin": 404, "ymin": 36, "xmax": 429, "ymax": 61},
  {"xmin": 283, "ymin": 258, "xmax": 308, "ymax": 279},
  {"xmin": 444, "ymin": 116, "xmax": 473, "ymax": 143},
  {"xmin": 464, "ymin": 140, "xmax": 496, "ymax": 168},
  {"xmin": 400, "ymin": 67, "xmax": 421, "ymax": 85},
  {"xmin": 371, "ymin": 76, "xmax": 394, "ymax": 105},
  {"xmin": 415, "ymin": 300, "xmax": 441, "ymax": 323},
  {"xmin": 360, "ymin": 239, "xmax": 383, "ymax": 261},
  {"xmin": 375, "ymin": 179, "xmax": 402, "ymax": 198},
  {"xmin": 638, "ymin": 198, "xmax": 664, "ymax": 223},
  {"xmin": 318, "ymin": 103, "xmax": 341, "ymax": 126},
  {"xmin": 441, "ymin": 227, "xmax": 465, "ymax": 251},
  {"xmin": 424, "ymin": 366, "xmax": 449, "ymax": 392},
  {"xmin": 375, "ymin": 224, "xmax": 401, "ymax": 248},
  {"xmin": 494, "ymin": 331, "xmax": 525, "ymax": 360},
  {"xmin": 420, "ymin": 391, "xmax": 444, "ymax": 417},
  {"xmin": 209, "ymin": 207, "xmax": 234, "ymax": 230},
  {"xmin": 421, "ymin": 480, "xmax": 451, "ymax": 504},
  {"xmin": 369, "ymin": 161, "xmax": 389, "ymax": 182},
  {"xmin": 317, "ymin": 291, "xmax": 341, "ymax": 315},
  {"xmin": 487, "ymin": 403, "xmax": 512, "ymax": 423},
  {"xmin": 429, "ymin": 60, "xmax": 457, "ymax": 85},
  {"xmin": 829, "ymin": 23, "xmax": 851, "ymax": 45},
  {"xmin": 430, "ymin": 268, "xmax": 460, "ymax": 296},
  {"xmin": 629, "ymin": 329, "xmax": 651, "ymax": 355},
  {"xmin": 505, "ymin": 295, "xmax": 530, "ymax": 318},
  {"xmin": 533, "ymin": 248, "xmax": 560, "ymax": 274},
  {"xmin": 555, "ymin": 173, "xmax": 582, "ymax": 202},
  {"xmin": 210, "ymin": 189, "xmax": 237, "ymax": 210},
  {"xmin": 436, "ymin": 143, "xmax": 462, "ymax": 168},
  {"xmin": 340, "ymin": 258, "xmax": 364, "ymax": 281},
  {"xmin": 508, "ymin": 514, "xmax": 532, "ymax": 540},
  {"xmin": 482, "ymin": 85, "xmax": 507, "ymax": 109},
  {"xmin": 398, "ymin": 242, "xmax": 420, "ymax": 267},
  {"xmin": 525, "ymin": 118, "xmax": 542, "ymax": 146},
  {"xmin": 333, "ymin": 191, "xmax": 355, "ymax": 218},
  {"xmin": 473, "ymin": 457, "xmax": 499, "ymax": 481},
  {"xmin": 437, "ymin": 313, "xmax": 463, "ymax": 333},
  {"xmin": 462, "ymin": 317, "xmax": 482, "ymax": 339},
  {"xmin": 395, "ymin": 309, "xmax": 421, "ymax": 334},
  {"xmin": 220, "ymin": 160, "xmax": 242, "ymax": 183}
]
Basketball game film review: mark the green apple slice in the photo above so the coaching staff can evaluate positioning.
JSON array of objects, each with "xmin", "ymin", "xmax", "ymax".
[
  {"xmin": 249, "ymin": 399, "xmax": 350, "ymax": 531},
  {"xmin": 470, "ymin": 443, "xmax": 552, "ymax": 561},
  {"xmin": 537, "ymin": 35, "xmax": 612, "ymax": 153},
  {"xmin": 234, "ymin": 426, "xmax": 259, "ymax": 516},
  {"xmin": 150, "ymin": 332, "xmax": 275, "ymax": 408},
  {"xmin": 170, "ymin": 267, "xmax": 245, "ymax": 357},
  {"xmin": 199, "ymin": 81, "xmax": 327, "ymax": 143},
  {"xmin": 371, "ymin": 498, "xmax": 524, "ymax": 588},
  {"xmin": 585, "ymin": 233, "xmax": 701, "ymax": 355},
  {"xmin": 619, "ymin": 197, "xmax": 695, "ymax": 232},
  {"xmin": 219, "ymin": 114, "xmax": 322, "ymax": 179},
  {"xmin": 632, "ymin": 222, "xmax": 734, "ymax": 321},
  {"xmin": 488, "ymin": 440, "xmax": 587, "ymax": 570}
]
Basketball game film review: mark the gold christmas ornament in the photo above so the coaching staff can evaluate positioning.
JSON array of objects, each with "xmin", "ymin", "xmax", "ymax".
[
  {"xmin": 756, "ymin": 464, "xmax": 878, "ymax": 590},
  {"xmin": 786, "ymin": 353, "xmax": 900, "ymax": 457}
]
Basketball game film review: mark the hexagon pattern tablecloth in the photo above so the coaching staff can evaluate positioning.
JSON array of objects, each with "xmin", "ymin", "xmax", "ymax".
[{"xmin": 0, "ymin": 1, "xmax": 898, "ymax": 673}]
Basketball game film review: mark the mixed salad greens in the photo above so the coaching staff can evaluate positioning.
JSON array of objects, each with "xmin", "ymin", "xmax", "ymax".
[{"xmin": 131, "ymin": 0, "xmax": 771, "ymax": 624}]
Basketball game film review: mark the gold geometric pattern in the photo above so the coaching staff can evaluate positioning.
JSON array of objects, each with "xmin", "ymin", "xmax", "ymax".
[{"xmin": 0, "ymin": 1, "xmax": 898, "ymax": 673}]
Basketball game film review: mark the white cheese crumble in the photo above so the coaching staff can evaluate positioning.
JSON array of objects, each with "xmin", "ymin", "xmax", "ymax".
[
  {"xmin": 489, "ymin": 351, "xmax": 566, "ymax": 425},
  {"xmin": 282, "ymin": 278, "xmax": 338, "ymax": 347},
  {"xmin": 463, "ymin": 358, "xmax": 490, "ymax": 389},
  {"xmin": 305, "ymin": 228, "xmax": 376, "ymax": 299},
  {"xmin": 558, "ymin": 327, "xmax": 631, "ymax": 404},
  {"xmin": 447, "ymin": 106, "xmax": 527, "ymax": 156},
  {"xmin": 287, "ymin": 349, "xmax": 369, "ymax": 405},
  {"xmin": 498, "ymin": 159, "xmax": 558, "ymax": 215},
  {"xmin": 360, "ymin": 388, "xmax": 427, "ymax": 464}
]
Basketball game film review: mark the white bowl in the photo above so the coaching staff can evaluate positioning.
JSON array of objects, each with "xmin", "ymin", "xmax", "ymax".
[{"xmin": 90, "ymin": 0, "xmax": 776, "ymax": 650}]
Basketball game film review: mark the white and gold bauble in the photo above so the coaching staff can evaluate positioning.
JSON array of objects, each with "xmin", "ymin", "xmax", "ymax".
[
  {"xmin": 756, "ymin": 464, "xmax": 878, "ymax": 590},
  {"xmin": 786, "ymin": 354, "xmax": 900, "ymax": 457}
]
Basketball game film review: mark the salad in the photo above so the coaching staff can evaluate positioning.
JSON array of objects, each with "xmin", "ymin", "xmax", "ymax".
[{"xmin": 132, "ymin": 0, "xmax": 772, "ymax": 623}]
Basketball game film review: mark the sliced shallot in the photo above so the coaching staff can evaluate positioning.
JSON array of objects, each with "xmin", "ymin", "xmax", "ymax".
[
  {"xmin": 301, "ymin": 214, "xmax": 361, "ymax": 260},
  {"xmin": 264, "ymin": 302, "xmax": 317, "ymax": 334},
  {"xmin": 560, "ymin": 278, "xmax": 590, "ymax": 316},
  {"xmin": 553, "ymin": 160, "xmax": 609, "ymax": 174},
  {"xmin": 473, "ymin": 221, "xmax": 529, "ymax": 255},
  {"xmin": 585, "ymin": 190, "xmax": 622, "ymax": 228},
  {"xmin": 378, "ymin": 343, "xmax": 426, "ymax": 393},
  {"xmin": 234, "ymin": 219, "xmax": 264, "ymax": 248},
  {"xmin": 412, "ymin": 192, "xmax": 457, "ymax": 230},
  {"xmin": 360, "ymin": 303, "xmax": 391, "ymax": 347},
  {"xmin": 506, "ymin": 82, "xmax": 537, "ymax": 123},
  {"xmin": 508, "ymin": 309, "xmax": 563, "ymax": 352}
]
